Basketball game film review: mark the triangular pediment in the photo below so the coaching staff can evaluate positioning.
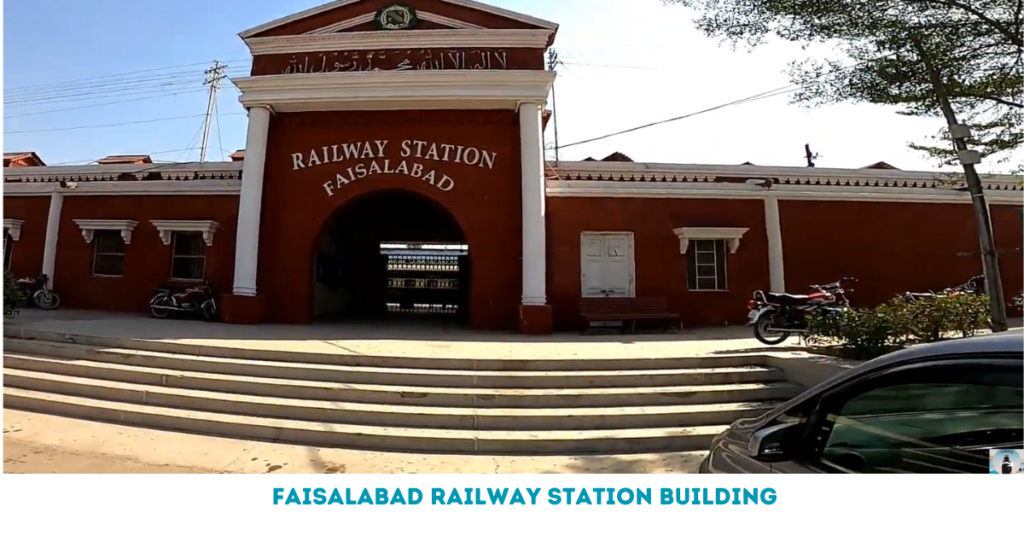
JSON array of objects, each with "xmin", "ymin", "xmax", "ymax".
[{"xmin": 241, "ymin": 0, "xmax": 557, "ymax": 39}]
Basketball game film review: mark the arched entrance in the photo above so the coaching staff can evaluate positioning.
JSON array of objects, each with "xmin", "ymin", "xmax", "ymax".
[{"xmin": 312, "ymin": 189, "xmax": 471, "ymax": 325}]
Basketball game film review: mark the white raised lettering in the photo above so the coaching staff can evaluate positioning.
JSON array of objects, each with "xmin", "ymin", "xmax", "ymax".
[
  {"xmin": 453, "ymin": 145, "xmax": 465, "ymax": 164},
  {"xmin": 322, "ymin": 146, "xmax": 330, "ymax": 164},
  {"xmin": 308, "ymin": 149, "xmax": 322, "ymax": 167},
  {"xmin": 395, "ymin": 160, "xmax": 410, "ymax": 175},
  {"xmin": 440, "ymin": 144, "xmax": 455, "ymax": 161},
  {"xmin": 331, "ymin": 145, "xmax": 342, "ymax": 162},
  {"xmin": 361, "ymin": 143, "xmax": 376, "ymax": 159},
  {"xmin": 374, "ymin": 140, "xmax": 389, "ymax": 157},
  {"xmin": 410, "ymin": 163, "xmax": 424, "ymax": 178},
  {"xmin": 382, "ymin": 159, "xmax": 393, "ymax": 173},
  {"xmin": 335, "ymin": 174, "xmax": 350, "ymax": 188},
  {"xmin": 413, "ymin": 140, "xmax": 427, "ymax": 158},
  {"xmin": 481, "ymin": 150, "xmax": 496, "ymax": 169},
  {"xmin": 400, "ymin": 140, "xmax": 413, "ymax": 158},
  {"xmin": 463, "ymin": 147, "xmax": 480, "ymax": 166},
  {"xmin": 354, "ymin": 163, "xmax": 368, "ymax": 178},
  {"xmin": 343, "ymin": 143, "xmax": 361, "ymax": 160},
  {"xmin": 425, "ymin": 143, "xmax": 439, "ymax": 161},
  {"xmin": 422, "ymin": 169, "xmax": 437, "ymax": 185},
  {"xmin": 292, "ymin": 153, "xmax": 305, "ymax": 170},
  {"xmin": 322, "ymin": 181, "xmax": 336, "ymax": 196},
  {"xmin": 368, "ymin": 160, "xmax": 383, "ymax": 175},
  {"xmin": 437, "ymin": 175, "xmax": 455, "ymax": 191}
]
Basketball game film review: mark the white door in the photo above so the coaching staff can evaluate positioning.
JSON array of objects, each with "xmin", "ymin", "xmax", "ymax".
[{"xmin": 581, "ymin": 232, "xmax": 635, "ymax": 298}]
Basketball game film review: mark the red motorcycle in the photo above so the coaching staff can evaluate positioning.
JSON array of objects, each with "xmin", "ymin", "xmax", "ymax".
[
  {"xmin": 149, "ymin": 282, "xmax": 218, "ymax": 321},
  {"xmin": 747, "ymin": 277, "xmax": 856, "ymax": 345}
]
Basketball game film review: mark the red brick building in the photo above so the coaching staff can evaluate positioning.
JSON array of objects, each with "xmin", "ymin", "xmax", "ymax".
[{"xmin": 4, "ymin": 0, "xmax": 1022, "ymax": 333}]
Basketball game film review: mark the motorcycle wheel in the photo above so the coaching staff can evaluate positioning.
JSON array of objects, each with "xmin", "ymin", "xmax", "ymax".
[
  {"xmin": 201, "ymin": 301, "xmax": 218, "ymax": 322},
  {"xmin": 754, "ymin": 315, "xmax": 790, "ymax": 345},
  {"xmin": 33, "ymin": 290, "xmax": 61, "ymax": 310},
  {"xmin": 150, "ymin": 296, "xmax": 173, "ymax": 319}
]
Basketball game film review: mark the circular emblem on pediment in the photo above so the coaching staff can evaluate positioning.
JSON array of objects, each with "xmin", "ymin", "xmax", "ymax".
[{"xmin": 376, "ymin": 4, "xmax": 419, "ymax": 30}]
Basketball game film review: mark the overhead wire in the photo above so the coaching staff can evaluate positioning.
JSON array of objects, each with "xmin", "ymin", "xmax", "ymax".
[
  {"xmin": 3, "ymin": 59, "xmax": 251, "ymax": 94},
  {"xmin": 4, "ymin": 112, "xmax": 246, "ymax": 134}
]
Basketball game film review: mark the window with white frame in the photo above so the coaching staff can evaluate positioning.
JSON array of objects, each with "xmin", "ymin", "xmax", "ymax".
[
  {"xmin": 92, "ymin": 230, "xmax": 126, "ymax": 276},
  {"xmin": 3, "ymin": 230, "xmax": 12, "ymax": 272},
  {"xmin": 170, "ymin": 232, "xmax": 206, "ymax": 280},
  {"xmin": 687, "ymin": 239, "xmax": 729, "ymax": 291}
]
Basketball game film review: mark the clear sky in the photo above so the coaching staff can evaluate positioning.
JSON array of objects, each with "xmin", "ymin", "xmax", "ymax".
[{"xmin": 3, "ymin": 0, "xmax": 1020, "ymax": 172}]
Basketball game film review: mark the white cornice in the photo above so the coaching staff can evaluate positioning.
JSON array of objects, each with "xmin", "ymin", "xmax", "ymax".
[
  {"xmin": 304, "ymin": 11, "xmax": 483, "ymax": 34},
  {"xmin": 151, "ymin": 220, "xmax": 220, "ymax": 246},
  {"xmin": 545, "ymin": 180, "xmax": 1024, "ymax": 206},
  {"xmin": 673, "ymin": 227, "xmax": 749, "ymax": 254},
  {"xmin": 2, "ymin": 161, "xmax": 242, "ymax": 182},
  {"xmin": 550, "ymin": 161, "xmax": 1022, "ymax": 185},
  {"xmin": 232, "ymin": 70, "xmax": 554, "ymax": 112},
  {"xmin": 420, "ymin": 11, "xmax": 485, "ymax": 29},
  {"xmin": 238, "ymin": 0, "xmax": 557, "ymax": 39},
  {"xmin": 3, "ymin": 219, "xmax": 24, "ymax": 241},
  {"xmin": 3, "ymin": 179, "xmax": 242, "ymax": 197},
  {"xmin": 73, "ymin": 219, "xmax": 138, "ymax": 245},
  {"xmin": 244, "ymin": 29, "xmax": 552, "ymax": 55}
]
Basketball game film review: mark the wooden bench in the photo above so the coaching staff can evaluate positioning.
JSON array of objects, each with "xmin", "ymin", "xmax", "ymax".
[{"xmin": 580, "ymin": 297, "xmax": 680, "ymax": 334}]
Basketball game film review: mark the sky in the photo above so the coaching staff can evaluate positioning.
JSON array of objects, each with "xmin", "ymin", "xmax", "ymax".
[{"xmin": 2, "ymin": 0, "xmax": 1020, "ymax": 172}]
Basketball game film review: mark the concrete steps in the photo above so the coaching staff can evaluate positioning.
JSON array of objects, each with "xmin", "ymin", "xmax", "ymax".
[{"xmin": 2, "ymin": 336, "xmax": 800, "ymax": 454}]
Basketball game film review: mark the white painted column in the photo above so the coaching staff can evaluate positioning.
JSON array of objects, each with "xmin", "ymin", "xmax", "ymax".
[
  {"xmin": 764, "ymin": 195, "xmax": 786, "ymax": 292},
  {"xmin": 519, "ymin": 101, "xmax": 547, "ymax": 306},
  {"xmin": 41, "ymin": 191, "xmax": 64, "ymax": 289},
  {"xmin": 232, "ymin": 105, "xmax": 272, "ymax": 296}
]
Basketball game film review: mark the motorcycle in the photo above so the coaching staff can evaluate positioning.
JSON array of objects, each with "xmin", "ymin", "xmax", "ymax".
[
  {"xmin": 747, "ymin": 277, "xmax": 856, "ymax": 345},
  {"xmin": 15, "ymin": 273, "xmax": 61, "ymax": 310},
  {"xmin": 149, "ymin": 282, "xmax": 219, "ymax": 321},
  {"xmin": 898, "ymin": 275, "xmax": 985, "ymax": 340}
]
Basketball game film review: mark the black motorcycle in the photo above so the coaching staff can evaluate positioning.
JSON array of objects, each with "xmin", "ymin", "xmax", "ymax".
[
  {"xmin": 898, "ymin": 275, "xmax": 985, "ymax": 340},
  {"xmin": 747, "ymin": 277, "xmax": 856, "ymax": 345},
  {"xmin": 149, "ymin": 282, "xmax": 219, "ymax": 321},
  {"xmin": 15, "ymin": 273, "xmax": 61, "ymax": 310}
]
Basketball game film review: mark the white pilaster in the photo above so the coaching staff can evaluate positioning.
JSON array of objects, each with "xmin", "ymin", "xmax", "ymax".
[
  {"xmin": 519, "ymin": 101, "xmax": 546, "ymax": 306},
  {"xmin": 42, "ymin": 191, "xmax": 64, "ymax": 289},
  {"xmin": 232, "ymin": 105, "xmax": 272, "ymax": 296},
  {"xmin": 764, "ymin": 195, "xmax": 785, "ymax": 292}
]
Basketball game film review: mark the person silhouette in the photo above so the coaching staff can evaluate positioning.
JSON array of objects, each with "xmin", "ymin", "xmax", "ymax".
[{"xmin": 1002, "ymin": 455, "xmax": 1014, "ymax": 474}]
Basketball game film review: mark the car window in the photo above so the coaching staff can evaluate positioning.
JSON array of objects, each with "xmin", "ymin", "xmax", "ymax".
[{"xmin": 816, "ymin": 361, "xmax": 1023, "ymax": 474}]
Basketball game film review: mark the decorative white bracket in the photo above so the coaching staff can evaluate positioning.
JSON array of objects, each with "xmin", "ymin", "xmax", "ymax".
[
  {"xmin": 673, "ymin": 227, "xmax": 749, "ymax": 255},
  {"xmin": 3, "ymin": 219, "xmax": 24, "ymax": 241},
  {"xmin": 73, "ymin": 219, "xmax": 138, "ymax": 245},
  {"xmin": 150, "ymin": 220, "xmax": 220, "ymax": 246}
]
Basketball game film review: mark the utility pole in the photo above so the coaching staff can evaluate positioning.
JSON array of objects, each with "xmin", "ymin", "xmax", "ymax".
[
  {"xmin": 199, "ymin": 61, "xmax": 227, "ymax": 163},
  {"xmin": 546, "ymin": 49, "xmax": 563, "ymax": 164},
  {"xmin": 911, "ymin": 35, "xmax": 1007, "ymax": 332},
  {"xmin": 804, "ymin": 144, "xmax": 818, "ymax": 167}
]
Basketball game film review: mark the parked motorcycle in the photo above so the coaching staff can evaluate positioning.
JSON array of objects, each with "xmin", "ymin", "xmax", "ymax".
[
  {"xmin": 747, "ymin": 277, "xmax": 856, "ymax": 345},
  {"xmin": 15, "ymin": 274, "xmax": 61, "ymax": 310},
  {"xmin": 149, "ymin": 282, "xmax": 219, "ymax": 321},
  {"xmin": 898, "ymin": 275, "xmax": 986, "ymax": 340}
]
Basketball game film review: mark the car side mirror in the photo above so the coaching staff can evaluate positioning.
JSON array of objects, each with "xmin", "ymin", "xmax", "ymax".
[{"xmin": 748, "ymin": 422, "xmax": 800, "ymax": 462}]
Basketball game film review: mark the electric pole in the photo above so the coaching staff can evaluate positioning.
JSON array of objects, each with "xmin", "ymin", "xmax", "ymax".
[
  {"xmin": 199, "ymin": 61, "xmax": 227, "ymax": 163},
  {"xmin": 804, "ymin": 144, "xmax": 818, "ymax": 168},
  {"xmin": 546, "ymin": 49, "xmax": 563, "ymax": 164}
]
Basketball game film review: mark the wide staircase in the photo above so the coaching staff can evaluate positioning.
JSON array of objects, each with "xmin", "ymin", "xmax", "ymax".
[{"xmin": 2, "ymin": 333, "xmax": 801, "ymax": 455}]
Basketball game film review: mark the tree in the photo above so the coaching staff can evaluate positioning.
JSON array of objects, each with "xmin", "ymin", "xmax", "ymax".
[{"xmin": 666, "ymin": 0, "xmax": 1022, "ymax": 331}]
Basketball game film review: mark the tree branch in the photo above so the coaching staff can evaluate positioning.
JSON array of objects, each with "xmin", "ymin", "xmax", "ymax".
[{"xmin": 905, "ymin": 0, "xmax": 1024, "ymax": 47}]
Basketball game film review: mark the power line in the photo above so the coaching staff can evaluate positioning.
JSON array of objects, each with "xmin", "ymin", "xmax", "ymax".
[
  {"xmin": 4, "ymin": 112, "xmax": 244, "ymax": 134},
  {"xmin": 3, "ymin": 89, "xmax": 211, "ymax": 119},
  {"xmin": 556, "ymin": 85, "xmax": 798, "ymax": 149},
  {"xmin": 45, "ymin": 146, "xmax": 226, "ymax": 166},
  {"xmin": 3, "ymin": 59, "xmax": 251, "ymax": 94}
]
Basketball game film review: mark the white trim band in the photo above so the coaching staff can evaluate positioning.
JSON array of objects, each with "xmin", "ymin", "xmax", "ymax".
[
  {"xmin": 232, "ymin": 70, "xmax": 555, "ymax": 112},
  {"xmin": 243, "ymin": 29, "xmax": 552, "ymax": 55},
  {"xmin": 3, "ymin": 219, "xmax": 24, "ymax": 241},
  {"xmin": 3, "ymin": 180, "xmax": 242, "ymax": 197},
  {"xmin": 674, "ymin": 227, "xmax": 749, "ymax": 255},
  {"xmin": 74, "ymin": 219, "xmax": 138, "ymax": 245},
  {"xmin": 151, "ymin": 220, "xmax": 221, "ymax": 246}
]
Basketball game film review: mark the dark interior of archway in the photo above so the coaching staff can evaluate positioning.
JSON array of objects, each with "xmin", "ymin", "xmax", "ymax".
[{"xmin": 313, "ymin": 190, "xmax": 470, "ymax": 325}]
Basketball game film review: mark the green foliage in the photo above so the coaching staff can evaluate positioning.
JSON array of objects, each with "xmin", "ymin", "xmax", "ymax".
[
  {"xmin": 4, "ymin": 270, "xmax": 22, "ymax": 319},
  {"xmin": 664, "ymin": 0, "xmax": 1023, "ymax": 169},
  {"xmin": 806, "ymin": 294, "xmax": 992, "ymax": 359}
]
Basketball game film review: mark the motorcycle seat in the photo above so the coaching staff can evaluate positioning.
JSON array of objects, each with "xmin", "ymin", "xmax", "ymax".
[{"xmin": 765, "ymin": 292, "xmax": 813, "ymax": 305}]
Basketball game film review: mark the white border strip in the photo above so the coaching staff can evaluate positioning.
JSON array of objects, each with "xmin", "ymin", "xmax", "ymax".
[
  {"xmin": 3, "ymin": 180, "xmax": 242, "ymax": 197},
  {"xmin": 238, "ymin": 0, "xmax": 557, "ymax": 38},
  {"xmin": 244, "ymin": 29, "xmax": 552, "ymax": 55},
  {"xmin": 304, "ymin": 13, "xmax": 375, "ymax": 34}
]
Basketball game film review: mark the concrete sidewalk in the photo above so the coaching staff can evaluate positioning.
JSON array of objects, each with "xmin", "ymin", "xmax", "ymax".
[{"xmin": 3, "ymin": 309, "xmax": 816, "ymax": 359}]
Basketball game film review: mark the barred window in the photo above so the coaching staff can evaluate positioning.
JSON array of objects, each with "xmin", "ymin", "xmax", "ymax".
[
  {"xmin": 170, "ymin": 232, "xmax": 206, "ymax": 281},
  {"xmin": 686, "ymin": 239, "xmax": 728, "ymax": 291},
  {"xmin": 92, "ymin": 231, "xmax": 125, "ymax": 277}
]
